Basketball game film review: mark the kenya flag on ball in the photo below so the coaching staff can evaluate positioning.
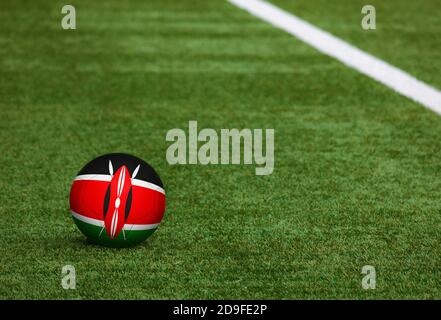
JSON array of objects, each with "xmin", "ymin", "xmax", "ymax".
[{"xmin": 69, "ymin": 153, "xmax": 166, "ymax": 247}]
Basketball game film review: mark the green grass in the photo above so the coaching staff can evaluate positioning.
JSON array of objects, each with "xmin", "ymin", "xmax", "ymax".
[{"xmin": 1, "ymin": 0, "xmax": 441, "ymax": 299}]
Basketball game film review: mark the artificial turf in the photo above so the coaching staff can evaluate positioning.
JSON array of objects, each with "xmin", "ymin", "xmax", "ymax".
[{"xmin": 1, "ymin": 0, "xmax": 441, "ymax": 299}]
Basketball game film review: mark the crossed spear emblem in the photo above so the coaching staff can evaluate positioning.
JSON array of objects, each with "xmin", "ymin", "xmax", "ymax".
[{"xmin": 98, "ymin": 161, "xmax": 140, "ymax": 240}]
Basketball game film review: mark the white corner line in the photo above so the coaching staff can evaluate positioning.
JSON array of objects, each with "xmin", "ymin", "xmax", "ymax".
[{"xmin": 228, "ymin": 0, "xmax": 441, "ymax": 115}]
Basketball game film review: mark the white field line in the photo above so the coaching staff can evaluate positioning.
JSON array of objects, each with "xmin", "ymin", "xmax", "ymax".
[{"xmin": 228, "ymin": 0, "xmax": 441, "ymax": 115}]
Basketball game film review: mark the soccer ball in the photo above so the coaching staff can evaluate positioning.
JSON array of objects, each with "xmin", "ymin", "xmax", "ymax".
[{"xmin": 69, "ymin": 153, "xmax": 166, "ymax": 247}]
